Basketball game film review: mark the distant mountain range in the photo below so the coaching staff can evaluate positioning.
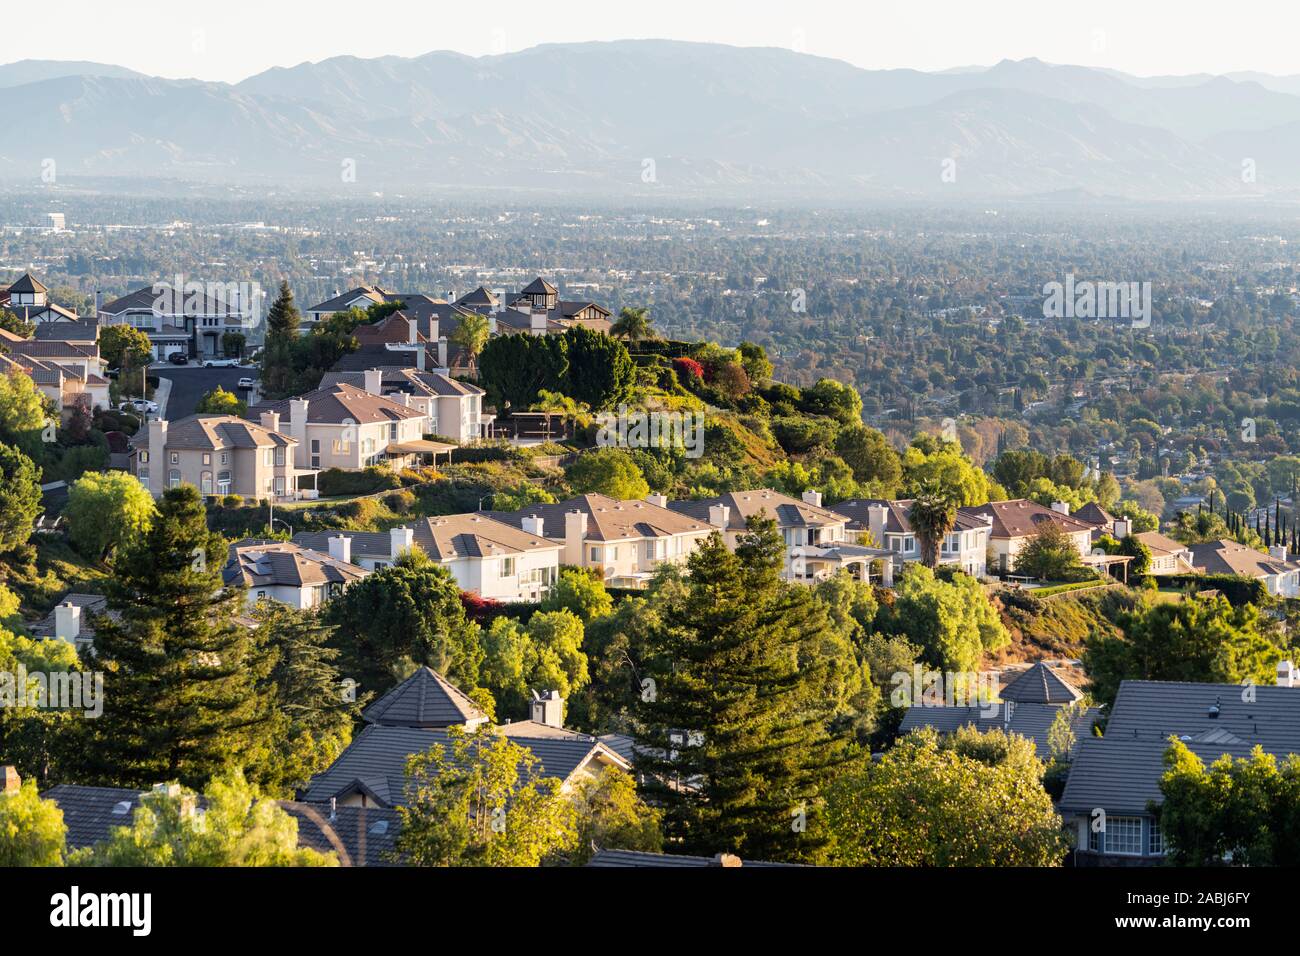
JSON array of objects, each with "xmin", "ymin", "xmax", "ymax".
[{"xmin": 2, "ymin": 42, "xmax": 1299, "ymax": 199}]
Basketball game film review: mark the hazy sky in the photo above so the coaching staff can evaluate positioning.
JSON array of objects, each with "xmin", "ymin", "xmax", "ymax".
[{"xmin": 10, "ymin": 0, "xmax": 1300, "ymax": 82}]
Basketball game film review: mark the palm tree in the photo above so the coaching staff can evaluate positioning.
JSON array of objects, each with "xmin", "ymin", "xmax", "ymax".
[
  {"xmin": 909, "ymin": 483, "xmax": 958, "ymax": 568},
  {"xmin": 610, "ymin": 306, "xmax": 654, "ymax": 343},
  {"xmin": 449, "ymin": 312, "xmax": 491, "ymax": 375}
]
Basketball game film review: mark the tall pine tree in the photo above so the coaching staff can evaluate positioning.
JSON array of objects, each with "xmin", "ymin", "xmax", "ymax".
[
  {"xmin": 88, "ymin": 486, "xmax": 275, "ymax": 789},
  {"xmin": 633, "ymin": 516, "xmax": 847, "ymax": 863},
  {"xmin": 260, "ymin": 281, "xmax": 302, "ymax": 398}
]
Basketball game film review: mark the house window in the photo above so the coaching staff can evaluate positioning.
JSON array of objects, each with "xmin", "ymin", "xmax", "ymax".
[
  {"xmin": 139, "ymin": 451, "xmax": 149, "ymax": 464},
  {"xmin": 264, "ymin": 449, "xmax": 274, "ymax": 466},
  {"xmin": 217, "ymin": 472, "xmax": 231, "ymax": 494},
  {"xmin": 202, "ymin": 453, "xmax": 211, "ymax": 466},
  {"xmin": 1094, "ymin": 816, "xmax": 1143, "ymax": 855},
  {"xmin": 500, "ymin": 557, "xmax": 515, "ymax": 577},
  {"xmin": 200, "ymin": 472, "xmax": 213, "ymax": 494},
  {"xmin": 590, "ymin": 547, "xmax": 602, "ymax": 562},
  {"xmin": 275, "ymin": 449, "xmax": 285, "ymax": 466},
  {"xmin": 170, "ymin": 452, "xmax": 179, "ymax": 465},
  {"xmin": 1148, "ymin": 821, "xmax": 1166, "ymax": 856},
  {"xmin": 311, "ymin": 440, "xmax": 320, "ymax": 454},
  {"xmin": 168, "ymin": 470, "xmax": 181, "ymax": 488},
  {"xmin": 220, "ymin": 452, "xmax": 228, "ymax": 465},
  {"xmin": 333, "ymin": 439, "xmax": 350, "ymax": 453},
  {"xmin": 389, "ymin": 423, "xmax": 398, "ymax": 441}
]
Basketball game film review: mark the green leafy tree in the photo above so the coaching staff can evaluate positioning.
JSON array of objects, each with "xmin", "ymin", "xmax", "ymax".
[
  {"xmin": 610, "ymin": 306, "xmax": 654, "ymax": 343},
  {"xmin": 0, "ymin": 444, "xmax": 41, "ymax": 553},
  {"xmin": 835, "ymin": 425, "xmax": 902, "ymax": 490},
  {"xmin": 99, "ymin": 324, "xmax": 154, "ymax": 371},
  {"xmin": 801, "ymin": 378, "xmax": 863, "ymax": 426},
  {"xmin": 0, "ymin": 777, "xmax": 67, "ymax": 866},
  {"xmin": 195, "ymin": 386, "xmax": 246, "ymax": 416},
  {"xmin": 901, "ymin": 440, "xmax": 992, "ymax": 506},
  {"xmin": 1158, "ymin": 739, "xmax": 1300, "ymax": 867},
  {"xmin": 566, "ymin": 447, "xmax": 649, "ymax": 500},
  {"xmin": 480, "ymin": 609, "xmax": 589, "ymax": 720},
  {"xmin": 64, "ymin": 470, "xmax": 156, "ymax": 560},
  {"xmin": 324, "ymin": 550, "xmax": 482, "ymax": 696},
  {"xmin": 1085, "ymin": 595, "xmax": 1282, "ymax": 707},
  {"xmin": 254, "ymin": 604, "xmax": 364, "ymax": 795},
  {"xmin": 87, "ymin": 486, "xmax": 277, "ymax": 788},
  {"xmin": 72, "ymin": 770, "xmax": 335, "ymax": 866},
  {"xmin": 570, "ymin": 767, "xmax": 663, "ymax": 864},
  {"xmin": 449, "ymin": 312, "xmax": 491, "ymax": 374},
  {"xmin": 825, "ymin": 727, "xmax": 1068, "ymax": 866},
  {"xmin": 909, "ymin": 483, "xmax": 957, "ymax": 568},
  {"xmin": 478, "ymin": 333, "xmax": 568, "ymax": 412},
  {"xmin": 875, "ymin": 564, "xmax": 1009, "ymax": 673},
  {"xmin": 394, "ymin": 726, "xmax": 578, "ymax": 867},
  {"xmin": 633, "ymin": 519, "xmax": 848, "ymax": 863},
  {"xmin": 1013, "ymin": 521, "xmax": 1090, "ymax": 582},
  {"xmin": 0, "ymin": 307, "xmax": 35, "ymax": 338},
  {"xmin": 0, "ymin": 368, "xmax": 52, "ymax": 457},
  {"xmin": 560, "ymin": 327, "xmax": 635, "ymax": 411},
  {"xmin": 539, "ymin": 567, "xmax": 613, "ymax": 621}
]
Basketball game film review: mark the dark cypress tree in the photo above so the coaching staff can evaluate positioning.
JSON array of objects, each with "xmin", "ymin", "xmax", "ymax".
[
  {"xmin": 252, "ymin": 603, "xmax": 366, "ymax": 796},
  {"xmin": 260, "ymin": 280, "xmax": 302, "ymax": 398},
  {"xmin": 633, "ymin": 516, "xmax": 847, "ymax": 863},
  {"xmin": 88, "ymin": 486, "xmax": 276, "ymax": 789}
]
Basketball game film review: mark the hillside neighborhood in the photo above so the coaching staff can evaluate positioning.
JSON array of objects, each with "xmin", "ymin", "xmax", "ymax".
[{"xmin": 0, "ymin": 264, "xmax": 1297, "ymax": 877}]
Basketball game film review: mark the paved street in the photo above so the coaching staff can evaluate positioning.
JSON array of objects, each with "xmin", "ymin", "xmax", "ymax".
[{"xmin": 154, "ymin": 364, "xmax": 259, "ymax": 420}]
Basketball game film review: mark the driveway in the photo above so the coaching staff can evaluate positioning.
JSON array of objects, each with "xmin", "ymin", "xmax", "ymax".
[{"xmin": 155, "ymin": 364, "xmax": 259, "ymax": 420}]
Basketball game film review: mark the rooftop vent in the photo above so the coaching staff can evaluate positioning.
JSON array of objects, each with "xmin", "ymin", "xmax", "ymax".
[
  {"xmin": 112, "ymin": 800, "xmax": 132, "ymax": 815},
  {"xmin": 1208, "ymin": 697, "xmax": 1222, "ymax": 719}
]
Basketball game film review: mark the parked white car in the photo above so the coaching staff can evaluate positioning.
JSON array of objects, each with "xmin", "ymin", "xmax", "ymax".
[
  {"xmin": 120, "ymin": 399, "xmax": 158, "ymax": 415},
  {"xmin": 203, "ymin": 357, "xmax": 240, "ymax": 368},
  {"xmin": 237, "ymin": 377, "xmax": 255, "ymax": 390}
]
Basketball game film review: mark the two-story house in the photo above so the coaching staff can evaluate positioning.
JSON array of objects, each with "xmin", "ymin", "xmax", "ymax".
[
  {"xmin": 0, "ymin": 272, "xmax": 79, "ymax": 324},
  {"xmin": 319, "ymin": 367, "xmax": 491, "ymax": 443},
  {"xmin": 1189, "ymin": 539, "xmax": 1300, "ymax": 597},
  {"xmin": 1060, "ymin": 664, "xmax": 1300, "ymax": 865},
  {"xmin": 405, "ymin": 515, "xmax": 564, "ymax": 602},
  {"xmin": 222, "ymin": 539, "xmax": 369, "ymax": 609},
  {"xmin": 958, "ymin": 499, "xmax": 1096, "ymax": 575},
  {"xmin": 667, "ymin": 488, "xmax": 859, "ymax": 583},
  {"xmin": 129, "ymin": 414, "xmax": 306, "ymax": 500},
  {"xmin": 249, "ymin": 378, "xmax": 431, "ymax": 474},
  {"xmin": 98, "ymin": 282, "xmax": 256, "ymax": 361},
  {"xmin": 486, "ymin": 493, "xmax": 715, "ymax": 589},
  {"xmin": 833, "ymin": 498, "xmax": 992, "ymax": 578}
]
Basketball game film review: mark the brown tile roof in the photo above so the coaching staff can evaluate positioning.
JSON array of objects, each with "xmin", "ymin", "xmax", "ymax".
[
  {"xmin": 1133, "ymin": 531, "xmax": 1191, "ymax": 557},
  {"xmin": 250, "ymin": 382, "xmax": 425, "ymax": 425},
  {"xmin": 832, "ymin": 498, "xmax": 989, "ymax": 535},
  {"xmin": 489, "ymin": 493, "xmax": 710, "ymax": 542},
  {"xmin": 959, "ymin": 499, "xmax": 1096, "ymax": 539},
  {"xmin": 222, "ymin": 540, "xmax": 369, "ymax": 589},
  {"xmin": 1188, "ymin": 539, "xmax": 1300, "ymax": 578},
  {"xmin": 128, "ymin": 414, "xmax": 296, "ymax": 451},
  {"xmin": 668, "ymin": 489, "xmax": 847, "ymax": 531},
  {"xmin": 1071, "ymin": 502, "xmax": 1116, "ymax": 528},
  {"xmin": 410, "ymin": 514, "xmax": 561, "ymax": 561}
]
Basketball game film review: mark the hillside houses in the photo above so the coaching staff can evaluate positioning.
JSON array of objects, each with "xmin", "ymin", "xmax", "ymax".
[{"xmin": 98, "ymin": 281, "xmax": 258, "ymax": 361}]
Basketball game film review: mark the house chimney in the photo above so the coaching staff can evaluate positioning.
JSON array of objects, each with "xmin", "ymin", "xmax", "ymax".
[
  {"xmin": 521, "ymin": 514, "xmax": 545, "ymax": 537},
  {"xmin": 1278, "ymin": 660, "xmax": 1298, "ymax": 688},
  {"xmin": 390, "ymin": 526, "xmax": 414, "ymax": 560},
  {"xmin": 564, "ymin": 510, "xmax": 588, "ymax": 566},
  {"xmin": 710, "ymin": 853, "xmax": 742, "ymax": 868},
  {"xmin": 363, "ymin": 369, "xmax": 383, "ymax": 396},
  {"xmin": 147, "ymin": 419, "xmax": 168, "ymax": 496},
  {"xmin": 1112, "ymin": 517, "xmax": 1132, "ymax": 539},
  {"xmin": 1051, "ymin": 501, "xmax": 1070, "ymax": 515},
  {"xmin": 289, "ymin": 399, "xmax": 309, "ymax": 460},
  {"xmin": 1, "ymin": 765, "xmax": 19, "ymax": 795},
  {"xmin": 802, "ymin": 489, "xmax": 823, "ymax": 509},
  {"xmin": 867, "ymin": 503, "xmax": 889, "ymax": 547},
  {"xmin": 530, "ymin": 689, "xmax": 564, "ymax": 728},
  {"xmin": 328, "ymin": 535, "xmax": 352, "ymax": 564},
  {"xmin": 708, "ymin": 504, "xmax": 731, "ymax": 530},
  {"xmin": 437, "ymin": 338, "xmax": 448, "ymax": 369},
  {"xmin": 54, "ymin": 602, "xmax": 82, "ymax": 643},
  {"xmin": 260, "ymin": 410, "xmax": 281, "ymax": 434},
  {"xmin": 407, "ymin": 317, "xmax": 419, "ymax": 344},
  {"xmin": 646, "ymin": 493, "xmax": 668, "ymax": 509},
  {"xmin": 1271, "ymin": 545, "xmax": 1289, "ymax": 562}
]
